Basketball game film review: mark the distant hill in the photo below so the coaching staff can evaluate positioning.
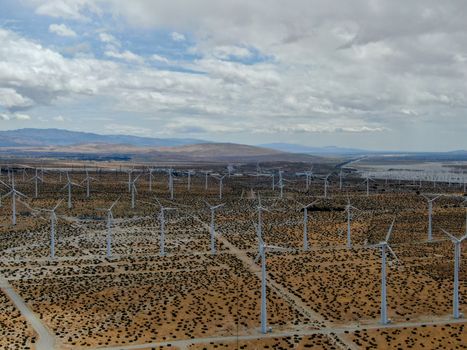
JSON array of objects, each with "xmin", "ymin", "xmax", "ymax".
[
  {"xmin": 0, "ymin": 141, "xmax": 319, "ymax": 163},
  {"xmin": 0, "ymin": 128, "xmax": 207, "ymax": 147},
  {"xmin": 259, "ymin": 143, "xmax": 369, "ymax": 155}
]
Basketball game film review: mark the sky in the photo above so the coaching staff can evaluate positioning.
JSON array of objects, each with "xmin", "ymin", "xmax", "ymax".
[{"xmin": 0, "ymin": 0, "xmax": 466, "ymax": 151}]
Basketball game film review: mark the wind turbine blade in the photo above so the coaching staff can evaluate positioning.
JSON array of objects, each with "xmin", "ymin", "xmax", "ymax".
[
  {"xmin": 386, "ymin": 244, "xmax": 399, "ymax": 262},
  {"xmin": 15, "ymin": 190, "xmax": 28, "ymax": 198},
  {"xmin": 2, "ymin": 190, "xmax": 13, "ymax": 199},
  {"xmin": 110, "ymin": 195, "xmax": 121, "ymax": 210},
  {"xmin": 150, "ymin": 196, "xmax": 161, "ymax": 207},
  {"xmin": 441, "ymin": 229, "xmax": 460, "ymax": 243},
  {"xmin": 385, "ymin": 218, "xmax": 396, "ymax": 242},
  {"xmin": 53, "ymin": 199, "xmax": 63, "ymax": 211}
]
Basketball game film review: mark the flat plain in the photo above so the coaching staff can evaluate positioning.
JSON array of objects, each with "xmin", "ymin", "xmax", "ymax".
[{"xmin": 0, "ymin": 163, "xmax": 466, "ymax": 349}]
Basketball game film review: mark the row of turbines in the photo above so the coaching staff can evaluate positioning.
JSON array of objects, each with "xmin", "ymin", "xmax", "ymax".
[{"xmin": 1, "ymin": 164, "xmax": 466, "ymax": 333}]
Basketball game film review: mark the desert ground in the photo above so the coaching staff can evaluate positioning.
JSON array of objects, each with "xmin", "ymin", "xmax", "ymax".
[{"xmin": 0, "ymin": 162, "xmax": 466, "ymax": 349}]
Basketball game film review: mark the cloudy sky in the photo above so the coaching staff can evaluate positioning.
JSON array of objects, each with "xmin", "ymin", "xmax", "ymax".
[{"xmin": 0, "ymin": 0, "xmax": 466, "ymax": 151}]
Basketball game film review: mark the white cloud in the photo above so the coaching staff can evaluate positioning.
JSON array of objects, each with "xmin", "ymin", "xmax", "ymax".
[
  {"xmin": 171, "ymin": 32, "xmax": 185, "ymax": 42},
  {"xmin": 53, "ymin": 115, "xmax": 66, "ymax": 122},
  {"xmin": 0, "ymin": 88, "xmax": 34, "ymax": 109},
  {"xmin": 104, "ymin": 49, "xmax": 144, "ymax": 64},
  {"xmin": 151, "ymin": 54, "xmax": 170, "ymax": 64},
  {"xmin": 98, "ymin": 32, "xmax": 120, "ymax": 47},
  {"xmin": 0, "ymin": 113, "xmax": 10, "ymax": 121},
  {"xmin": 4, "ymin": 1, "xmax": 467, "ymax": 149},
  {"xmin": 13, "ymin": 113, "xmax": 32, "ymax": 120},
  {"xmin": 29, "ymin": 0, "xmax": 101, "ymax": 21},
  {"xmin": 49, "ymin": 23, "xmax": 77, "ymax": 37},
  {"xmin": 212, "ymin": 46, "xmax": 252, "ymax": 60},
  {"xmin": 104, "ymin": 123, "xmax": 153, "ymax": 136}
]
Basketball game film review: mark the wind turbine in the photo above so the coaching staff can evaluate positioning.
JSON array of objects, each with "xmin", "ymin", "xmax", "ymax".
[
  {"xmin": 126, "ymin": 168, "xmax": 134, "ymax": 193},
  {"xmin": 80, "ymin": 169, "xmax": 96, "ymax": 198},
  {"xmin": 213, "ymin": 175, "xmax": 226, "ymax": 199},
  {"xmin": 97, "ymin": 197, "xmax": 120, "ymax": 259},
  {"xmin": 304, "ymin": 168, "xmax": 314, "ymax": 191},
  {"xmin": 202, "ymin": 170, "xmax": 210, "ymax": 191},
  {"xmin": 148, "ymin": 168, "xmax": 156, "ymax": 192},
  {"xmin": 296, "ymin": 199, "xmax": 319, "ymax": 251},
  {"xmin": 277, "ymin": 170, "xmax": 285, "ymax": 198},
  {"xmin": 2, "ymin": 173, "xmax": 27, "ymax": 225},
  {"xmin": 41, "ymin": 200, "xmax": 63, "ymax": 259},
  {"xmin": 255, "ymin": 194, "xmax": 270, "ymax": 254},
  {"xmin": 186, "ymin": 170, "xmax": 195, "ymax": 191},
  {"xmin": 344, "ymin": 197, "xmax": 361, "ymax": 249},
  {"xmin": 367, "ymin": 218, "xmax": 398, "ymax": 325},
  {"xmin": 339, "ymin": 169, "xmax": 344, "ymax": 190},
  {"xmin": 362, "ymin": 174, "xmax": 375, "ymax": 196},
  {"xmin": 323, "ymin": 173, "xmax": 331, "ymax": 198},
  {"xmin": 255, "ymin": 236, "xmax": 293, "ymax": 334},
  {"xmin": 204, "ymin": 201, "xmax": 225, "ymax": 255},
  {"xmin": 61, "ymin": 172, "xmax": 81, "ymax": 209},
  {"xmin": 155, "ymin": 198, "xmax": 176, "ymax": 257},
  {"xmin": 227, "ymin": 164, "xmax": 234, "ymax": 177},
  {"xmin": 441, "ymin": 229, "xmax": 467, "ymax": 319},
  {"xmin": 167, "ymin": 168, "xmax": 174, "ymax": 199},
  {"xmin": 421, "ymin": 194, "xmax": 442, "ymax": 241},
  {"xmin": 130, "ymin": 174, "xmax": 141, "ymax": 209},
  {"xmin": 28, "ymin": 168, "xmax": 43, "ymax": 198}
]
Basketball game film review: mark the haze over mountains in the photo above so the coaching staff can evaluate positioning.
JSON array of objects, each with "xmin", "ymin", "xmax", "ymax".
[
  {"xmin": 0, "ymin": 128, "xmax": 206, "ymax": 148},
  {"xmin": 0, "ymin": 129, "xmax": 465, "ymax": 163},
  {"xmin": 0, "ymin": 128, "xmax": 319, "ymax": 163}
]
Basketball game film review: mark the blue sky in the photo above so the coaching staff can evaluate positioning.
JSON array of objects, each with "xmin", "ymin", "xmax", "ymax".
[{"xmin": 0, "ymin": 0, "xmax": 466, "ymax": 151}]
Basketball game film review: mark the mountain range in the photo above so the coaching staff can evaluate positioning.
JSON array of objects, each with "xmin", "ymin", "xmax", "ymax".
[
  {"xmin": 0, "ymin": 128, "xmax": 207, "ymax": 148},
  {"xmin": 0, "ymin": 128, "xmax": 320, "ymax": 163}
]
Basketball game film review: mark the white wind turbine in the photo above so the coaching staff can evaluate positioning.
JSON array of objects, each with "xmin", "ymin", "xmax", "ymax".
[
  {"xmin": 305, "ymin": 168, "xmax": 313, "ymax": 191},
  {"xmin": 441, "ymin": 229, "xmax": 467, "ymax": 319},
  {"xmin": 277, "ymin": 170, "xmax": 285, "ymax": 198},
  {"xmin": 0, "ymin": 179, "xmax": 7, "ymax": 208},
  {"xmin": 148, "ymin": 168, "xmax": 156, "ymax": 192},
  {"xmin": 167, "ymin": 168, "xmax": 174, "ymax": 199},
  {"xmin": 421, "ymin": 194, "xmax": 442, "ymax": 241},
  {"xmin": 362, "ymin": 174, "xmax": 375, "ymax": 196},
  {"xmin": 41, "ymin": 199, "xmax": 63, "ymax": 259},
  {"xmin": 130, "ymin": 174, "xmax": 141, "ymax": 209},
  {"xmin": 97, "ymin": 196, "xmax": 120, "ymax": 259},
  {"xmin": 323, "ymin": 173, "xmax": 331, "ymax": 198},
  {"xmin": 2, "ymin": 173, "xmax": 27, "ymax": 225},
  {"xmin": 204, "ymin": 201, "xmax": 225, "ymax": 255},
  {"xmin": 81, "ymin": 169, "xmax": 96, "ymax": 198},
  {"xmin": 126, "ymin": 168, "xmax": 134, "ymax": 193},
  {"xmin": 343, "ymin": 197, "xmax": 361, "ymax": 249},
  {"xmin": 213, "ymin": 175, "xmax": 226, "ymax": 199},
  {"xmin": 186, "ymin": 170, "xmax": 195, "ymax": 191},
  {"xmin": 254, "ymin": 235, "xmax": 293, "ymax": 334},
  {"xmin": 29, "ymin": 168, "xmax": 43, "ymax": 198},
  {"xmin": 296, "ymin": 199, "xmax": 319, "ymax": 251},
  {"xmin": 367, "ymin": 218, "xmax": 398, "ymax": 325},
  {"xmin": 155, "ymin": 198, "xmax": 176, "ymax": 257},
  {"xmin": 227, "ymin": 164, "xmax": 234, "ymax": 177},
  {"xmin": 202, "ymin": 170, "xmax": 210, "ymax": 191},
  {"xmin": 61, "ymin": 172, "xmax": 81, "ymax": 209},
  {"xmin": 339, "ymin": 169, "xmax": 344, "ymax": 190},
  {"xmin": 255, "ymin": 194, "xmax": 270, "ymax": 254}
]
